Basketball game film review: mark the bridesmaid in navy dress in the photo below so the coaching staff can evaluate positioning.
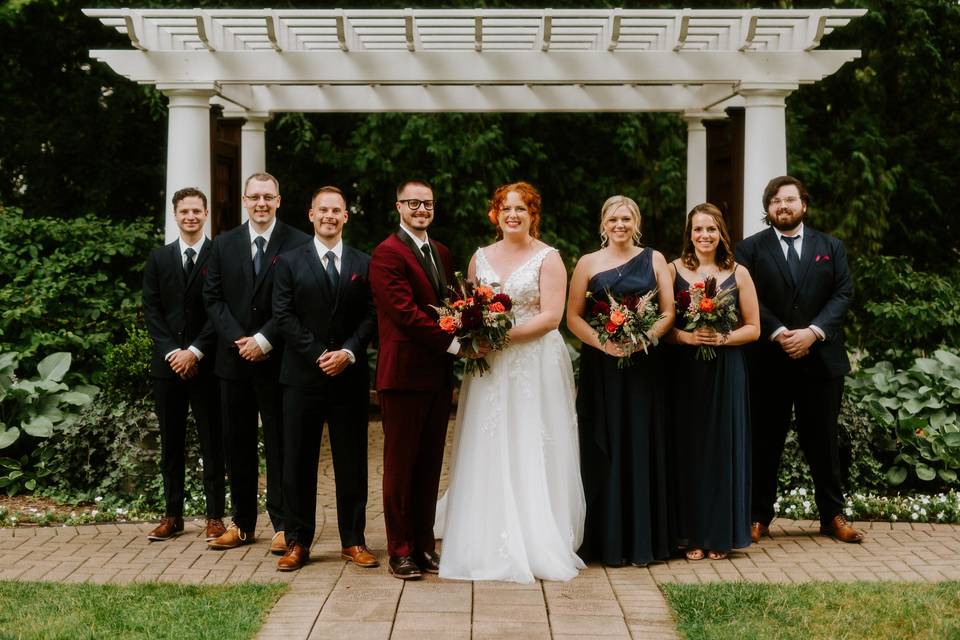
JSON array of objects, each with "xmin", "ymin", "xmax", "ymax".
[
  {"xmin": 666, "ymin": 203, "xmax": 760, "ymax": 560},
  {"xmin": 567, "ymin": 195, "xmax": 675, "ymax": 566}
]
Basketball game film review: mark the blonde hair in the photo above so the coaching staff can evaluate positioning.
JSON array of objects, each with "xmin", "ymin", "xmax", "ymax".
[{"xmin": 599, "ymin": 195, "xmax": 642, "ymax": 246}]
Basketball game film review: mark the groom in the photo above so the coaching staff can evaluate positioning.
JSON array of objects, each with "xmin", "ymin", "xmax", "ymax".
[
  {"xmin": 370, "ymin": 179, "xmax": 481, "ymax": 580},
  {"xmin": 734, "ymin": 175, "xmax": 864, "ymax": 544}
]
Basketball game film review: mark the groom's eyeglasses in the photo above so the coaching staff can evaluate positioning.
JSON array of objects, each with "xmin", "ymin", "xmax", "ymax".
[{"xmin": 399, "ymin": 199, "xmax": 435, "ymax": 211}]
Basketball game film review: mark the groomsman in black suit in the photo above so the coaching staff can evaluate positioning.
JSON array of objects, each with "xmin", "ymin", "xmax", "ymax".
[
  {"xmin": 734, "ymin": 175, "xmax": 864, "ymax": 544},
  {"xmin": 142, "ymin": 187, "xmax": 226, "ymax": 542},
  {"xmin": 204, "ymin": 173, "xmax": 311, "ymax": 551},
  {"xmin": 272, "ymin": 186, "xmax": 378, "ymax": 571}
]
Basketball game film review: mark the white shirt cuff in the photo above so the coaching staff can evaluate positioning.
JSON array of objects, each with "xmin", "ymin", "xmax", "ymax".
[
  {"xmin": 187, "ymin": 345, "xmax": 204, "ymax": 360},
  {"xmin": 770, "ymin": 326, "xmax": 787, "ymax": 341},
  {"xmin": 809, "ymin": 325, "xmax": 825, "ymax": 341},
  {"xmin": 164, "ymin": 349, "xmax": 178, "ymax": 361},
  {"xmin": 253, "ymin": 333, "xmax": 273, "ymax": 354},
  {"xmin": 447, "ymin": 338, "xmax": 461, "ymax": 355},
  {"xmin": 342, "ymin": 348, "xmax": 356, "ymax": 364}
]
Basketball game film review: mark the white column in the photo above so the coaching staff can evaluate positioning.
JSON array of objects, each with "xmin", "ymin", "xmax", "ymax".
[
  {"xmin": 161, "ymin": 87, "xmax": 216, "ymax": 242},
  {"xmin": 740, "ymin": 84, "xmax": 795, "ymax": 239},
  {"xmin": 239, "ymin": 112, "xmax": 271, "ymax": 222},
  {"xmin": 684, "ymin": 115, "xmax": 708, "ymax": 215}
]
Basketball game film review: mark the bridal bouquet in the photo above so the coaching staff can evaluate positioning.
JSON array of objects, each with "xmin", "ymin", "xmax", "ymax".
[
  {"xmin": 433, "ymin": 272, "xmax": 513, "ymax": 376},
  {"xmin": 676, "ymin": 275, "xmax": 739, "ymax": 360},
  {"xmin": 585, "ymin": 289, "xmax": 663, "ymax": 368}
]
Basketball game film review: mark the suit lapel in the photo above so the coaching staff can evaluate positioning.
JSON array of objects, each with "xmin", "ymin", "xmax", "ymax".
[
  {"xmin": 760, "ymin": 228, "xmax": 794, "ymax": 289},
  {"xmin": 333, "ymin": 246, "xmax": 355, "ymax": 313},
  {"xmin": 794, "ymin": 228, "xmax": 818, "ymax": 289},
  {"xmin": 166, "ymin": 241, "xmax": 186, "ymax": 290},
  {"xmin": 183, "ymin": 238, "xmax": 209, "ymax": 291},
  {"xmin": 304, "ymin": 244, "xmax": 335, "ymax": 302},
  {"xmin": 427, "ymin": 241, "xmax": 448, "ymax": 295},
  {"xmin": 395, "ymin": 230, "xmax": 442, "ymax": 299},
  {"xmin": 253, "ymin": 222, "xmax": 285, "ymax": 293},
  {"xmin": 238, "ymin": 223, "xmax": 256, "ymax": 287}
]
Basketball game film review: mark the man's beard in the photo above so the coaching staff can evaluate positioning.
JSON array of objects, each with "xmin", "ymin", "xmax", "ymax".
[{"xmin": 767, "ymin": 210, "xmax": 805, "ymax": 232}]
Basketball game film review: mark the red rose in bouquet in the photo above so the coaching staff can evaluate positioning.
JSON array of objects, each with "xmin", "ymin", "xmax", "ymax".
[{"xmin": 585, "ymin": 288, "xmax": 663, "ymax": 368}]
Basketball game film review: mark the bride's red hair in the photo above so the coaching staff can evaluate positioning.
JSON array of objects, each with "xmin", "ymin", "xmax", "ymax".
[{"xmin": 486, "ymin": 182, "xmax": 542, "ymax": 239}]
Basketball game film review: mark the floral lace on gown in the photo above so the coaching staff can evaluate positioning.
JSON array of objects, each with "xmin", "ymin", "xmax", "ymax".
[{"xmin": 434, "ymin": 246, "xmax": 586, "ymax": 583}]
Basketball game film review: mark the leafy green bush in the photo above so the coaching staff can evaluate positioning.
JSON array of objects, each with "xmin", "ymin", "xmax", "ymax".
[
  {"xmin": 0, "ymin": 206, "xmax": 159, "ymax": 383},
  {"xmin": 777, "ymin": 393, "xmax": 889, "ymax": 495},
  {"xmin": 102, "ymin": 325, "xmax": 153, "ymax": 402},
  {"xmin": 41, "ymin": 396, "xmax": 204, "ymax": 512},
  {"xmin": 848, "ymin": 256, "xmax": 960, "ymax": 367},
  {"xmin": 0, "ymin": 351, "xmax": 97, "ymax": 495},
  {"xmin": 849, "ymin": 348, "xmax": 960, "ymax": 490}
]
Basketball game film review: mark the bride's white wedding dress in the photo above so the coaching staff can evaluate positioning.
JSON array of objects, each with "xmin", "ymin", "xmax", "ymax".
[{"xmin": 434, "ymin": 246, "xmax": 586, "ymax": 583}]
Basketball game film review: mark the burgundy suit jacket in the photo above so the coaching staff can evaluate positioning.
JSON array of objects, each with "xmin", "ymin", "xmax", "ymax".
[{"xmin": 369, "ymin": 231, "xmax": 456, "ymax": 392}]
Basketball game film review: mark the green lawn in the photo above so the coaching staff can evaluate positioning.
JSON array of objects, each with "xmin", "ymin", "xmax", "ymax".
[
  {"xmin": 662, "ymin": 581, "xmax": 960, "ymax": 640},
  {"xmin": 0, "ymin": 581, "xmax": 287, "ymax": 640}
]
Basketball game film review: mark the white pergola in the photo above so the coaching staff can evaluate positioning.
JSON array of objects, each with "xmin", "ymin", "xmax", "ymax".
[{"xmin": 84, "ymin": 7, "xmax": 866, "ymax": 242}]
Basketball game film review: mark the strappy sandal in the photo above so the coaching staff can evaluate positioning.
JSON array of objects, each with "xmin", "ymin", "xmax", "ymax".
[
  {"xmin": 685, "ymin": 548, "xmax": 705, "ymax": 561},
  {"xmin": 707, "ymin": 550, "xmax": 728, "ymax": 560}
]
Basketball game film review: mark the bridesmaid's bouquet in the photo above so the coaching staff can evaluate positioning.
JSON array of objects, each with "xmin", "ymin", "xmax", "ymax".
[
  {"xmin": 433, "ymin": 272, "xmax": 513, "ymax": 376},
  {"xmin": 585, "ymin": 289, "xmax": 663, "ymax": 368},
  {"xmin": 676, "ymin": 275, "xmax": 738, "ymax": 360}
]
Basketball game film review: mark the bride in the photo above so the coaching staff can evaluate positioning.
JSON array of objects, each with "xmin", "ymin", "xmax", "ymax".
[{"xmin": 435, "ymin": 181, "xmax": 585, "ymax": 583}]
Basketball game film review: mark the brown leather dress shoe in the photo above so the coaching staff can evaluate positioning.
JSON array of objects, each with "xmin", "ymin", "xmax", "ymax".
[
  {"xmin": 205, "ymin": 518, "xmax": 227, "ymax": 542},
  {"xmin": 207, "ymin": 524, "xmax": 255, "ymax": 549},
  {"xmin": 388, "ymin": 555, "xmax": 422, "ymax": 580},
  {"xmin": 147, "ymin": 516, "xmax": 184, "ymax": 541},
  {"xmin": 277, "ymin": 542, "xmax": 310, "ymax": 571},
  {"xmin": 820, "ymin": 515, "xmax": 865, "ymax": 543},
  {"xmin": 416, "ymin": 550, "xmax": 440, "ymax": 574},
  {"xmin": 341, "ymin": 545, "xmax": 379, "ymax": 568},
  {"xmin": 750, "ymin": 521, "xmax": 769, "ymax": 543},
  {"xmin": 270, "ymin": 531, "xmax": 287, "ymax": 555}
]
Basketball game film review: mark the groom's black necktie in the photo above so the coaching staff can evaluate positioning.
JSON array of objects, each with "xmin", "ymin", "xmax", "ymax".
[
  {"xmin": 421, "ymin": 244, "xmax": 442, "ymax": 294},
  {"xmin": 782, "ymin": 235, "xmax": 801, "ymax": 284}
]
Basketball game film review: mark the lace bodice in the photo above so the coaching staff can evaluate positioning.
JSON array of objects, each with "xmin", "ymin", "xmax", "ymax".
[{"xmin": 476, "ymin": 246, "xmax": 557, "ymax": 326}]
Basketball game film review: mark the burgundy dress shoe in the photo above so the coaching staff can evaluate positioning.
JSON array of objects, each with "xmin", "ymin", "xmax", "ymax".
[
  {"xmin": 341, "ymin": 545, "xmax": 379, "ymax": 568},
  {"xmin": 270, "ymin": 531, "xmax": 287, "ymax": 555},
  {"xmin": 416, "ymin": 550, "xmax": 440, "ymax": 574},
  {"xmin": 750, "ymin": 521, "xmax": 769, "ymax": 543},
  {"xmin": 820, "ymin": 515, "xmax": 865, "ymax": 543},
  {"xmin": 277, "ymin": 543, "xmax": 310, "ymax": 571},
  {"xmin": 207, "ymin": 524, "xmax": 255, "ymax": 549},
  {"xmin": 388, "ymin": 555, "xmax": 422, "ymax": 580},
  {"xmin": 205, "ymin": 518, "xmax": 227, "ymax": 542},
  {"xmin": 147, "ymin": 516, "xmax": 184, "ymax": 541}
]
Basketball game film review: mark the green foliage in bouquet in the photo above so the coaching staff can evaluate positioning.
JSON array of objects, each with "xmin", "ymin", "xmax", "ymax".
[{"xmin": 849, "ymin": 349, "xmax": 960, "ymax": 489}]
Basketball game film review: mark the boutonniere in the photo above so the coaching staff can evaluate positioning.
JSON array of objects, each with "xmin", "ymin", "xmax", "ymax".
[
  {"xmin": 200, "ymin": 266, "xmax": 209, "ymax": 277},
  {"xmin": 271, "ymin": 255, "xmax": 280, "ymax": 265},
  {"xmin": 351, "ymin": 273, "xmax": 366, "ymax": 284},
  {"xmin": 815, "ymin": 254, "xmax": 831, "ymax": 262}
]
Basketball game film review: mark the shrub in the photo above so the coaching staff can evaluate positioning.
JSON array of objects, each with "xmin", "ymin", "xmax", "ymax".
[
  {"xmin": 848, "ymin": 348, "xmax": 960, "ymax": 490},
  {"xmin": 0, "ymin": 206, "xmax": 160, "ymax": 383},
  {"xmin": 848, "ymin": 255, "xmax": 960, "ymax": 367},
  {"xmin": 102, "ymin": 325, "xmax": 153, "ymax": 403},
  {"xmin": 0, "ymin": 351, "xmax": 97, "ymax": 495}
]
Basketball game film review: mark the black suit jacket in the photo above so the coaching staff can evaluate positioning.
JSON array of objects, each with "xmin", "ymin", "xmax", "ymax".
[
  {"xmin": 203, "ymin": 220, "xmax": 312, "ymax": 380},
  {"xmin": 143, "ymin": 238, "xmax": 217, "ymax": 379},
  {"xmin": 734, "ymin": 225, "xmax": 853, "ymax": 378},
  {"xmin": 273, "ymin": 242, "xmax": 377, "ymax": 392}
]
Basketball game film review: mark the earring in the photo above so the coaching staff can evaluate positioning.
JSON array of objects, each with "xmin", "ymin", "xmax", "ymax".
[
  {"xmin": 600, "ymin": 230, "xmax": 609, "ymax": 248},
  {"xmin": 633, "ymin": 231, "xmax": 642, "ymax": 245}
]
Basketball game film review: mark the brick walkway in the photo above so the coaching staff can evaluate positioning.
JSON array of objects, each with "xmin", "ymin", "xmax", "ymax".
[{"xmin": 2, "ymin": 423, "xmax": 959, "ymax": 639}]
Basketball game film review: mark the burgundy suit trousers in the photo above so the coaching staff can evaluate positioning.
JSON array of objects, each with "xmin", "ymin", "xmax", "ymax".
[{"xmin": 379, "ymin": 388, "xmax": 452, "ymax": 558}]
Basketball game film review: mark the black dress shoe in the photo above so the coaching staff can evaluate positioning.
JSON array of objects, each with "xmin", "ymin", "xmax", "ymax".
[
  {"xmin": 388, "ymin": 555, "xmax": 422, "ymax": 580},
  {"xmin": 416, "ymin": 550, "xmax": 440, "ymax": 574}
]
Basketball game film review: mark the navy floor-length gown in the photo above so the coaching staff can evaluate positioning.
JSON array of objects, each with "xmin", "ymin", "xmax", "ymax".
[
  {"xmin": 668, "ymin": 270, "xmax": 752, "ymax": 554},
  {"xmin": 576, "ymin": 249, "xmax": 671, "ymax": 566}
]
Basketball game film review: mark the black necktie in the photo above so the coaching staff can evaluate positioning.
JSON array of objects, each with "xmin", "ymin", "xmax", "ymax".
[
  {"xmin": 184, "ymin": 247, "xmax": 196, "ymax": 278},
  {"xmin": 783, "ymin": 235, "xmax": 801, "ymax": 284},
  {"xmin": 324, "ymin": 250, "xmax": 339, "ymax": 289},
  {"xmin": 421, "ymin": 244, "xmax": 441, "ymax": 293},
  {"xmin": 253, "ymin": 236, "xmax": 266, "ymax": 276}
]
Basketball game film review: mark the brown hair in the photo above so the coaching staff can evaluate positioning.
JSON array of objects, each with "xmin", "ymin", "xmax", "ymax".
[
  {"xmin": 486, "ymin": 181, "xmax": 542, "ymax": 239},
  {"xmin": 680, "ymin": 202, "xmax": 735, "ymax": 271},
  {"xmin": 311, "ymin": 185, "xmax": 345, "ymax": 205},
  {"xmin": 396, "ymin": 179, "xmax": 433, "ymax": 199},
  {"xmin": 762, "ymin": 175, "xmax": 809, "ymax": 212},
  {"xmin": 172, "ymin": 187, "xmax": 207, "ymax": 210},
  {"xmin": 243, "ymin": 172, "xmax": 280, "ymax": 194}
]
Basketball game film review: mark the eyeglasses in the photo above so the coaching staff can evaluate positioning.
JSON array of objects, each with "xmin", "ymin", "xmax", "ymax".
[
  {"xmin": 244, "ymin": 194, "xmax": 278, "ymax": 203},
  {"xmin": 770, "ymin": 197, "xmax": 801, "ymax": 207},
  {"xmin": 399, "ymin": 199, "xmax": 435, "ymax": 211}
]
